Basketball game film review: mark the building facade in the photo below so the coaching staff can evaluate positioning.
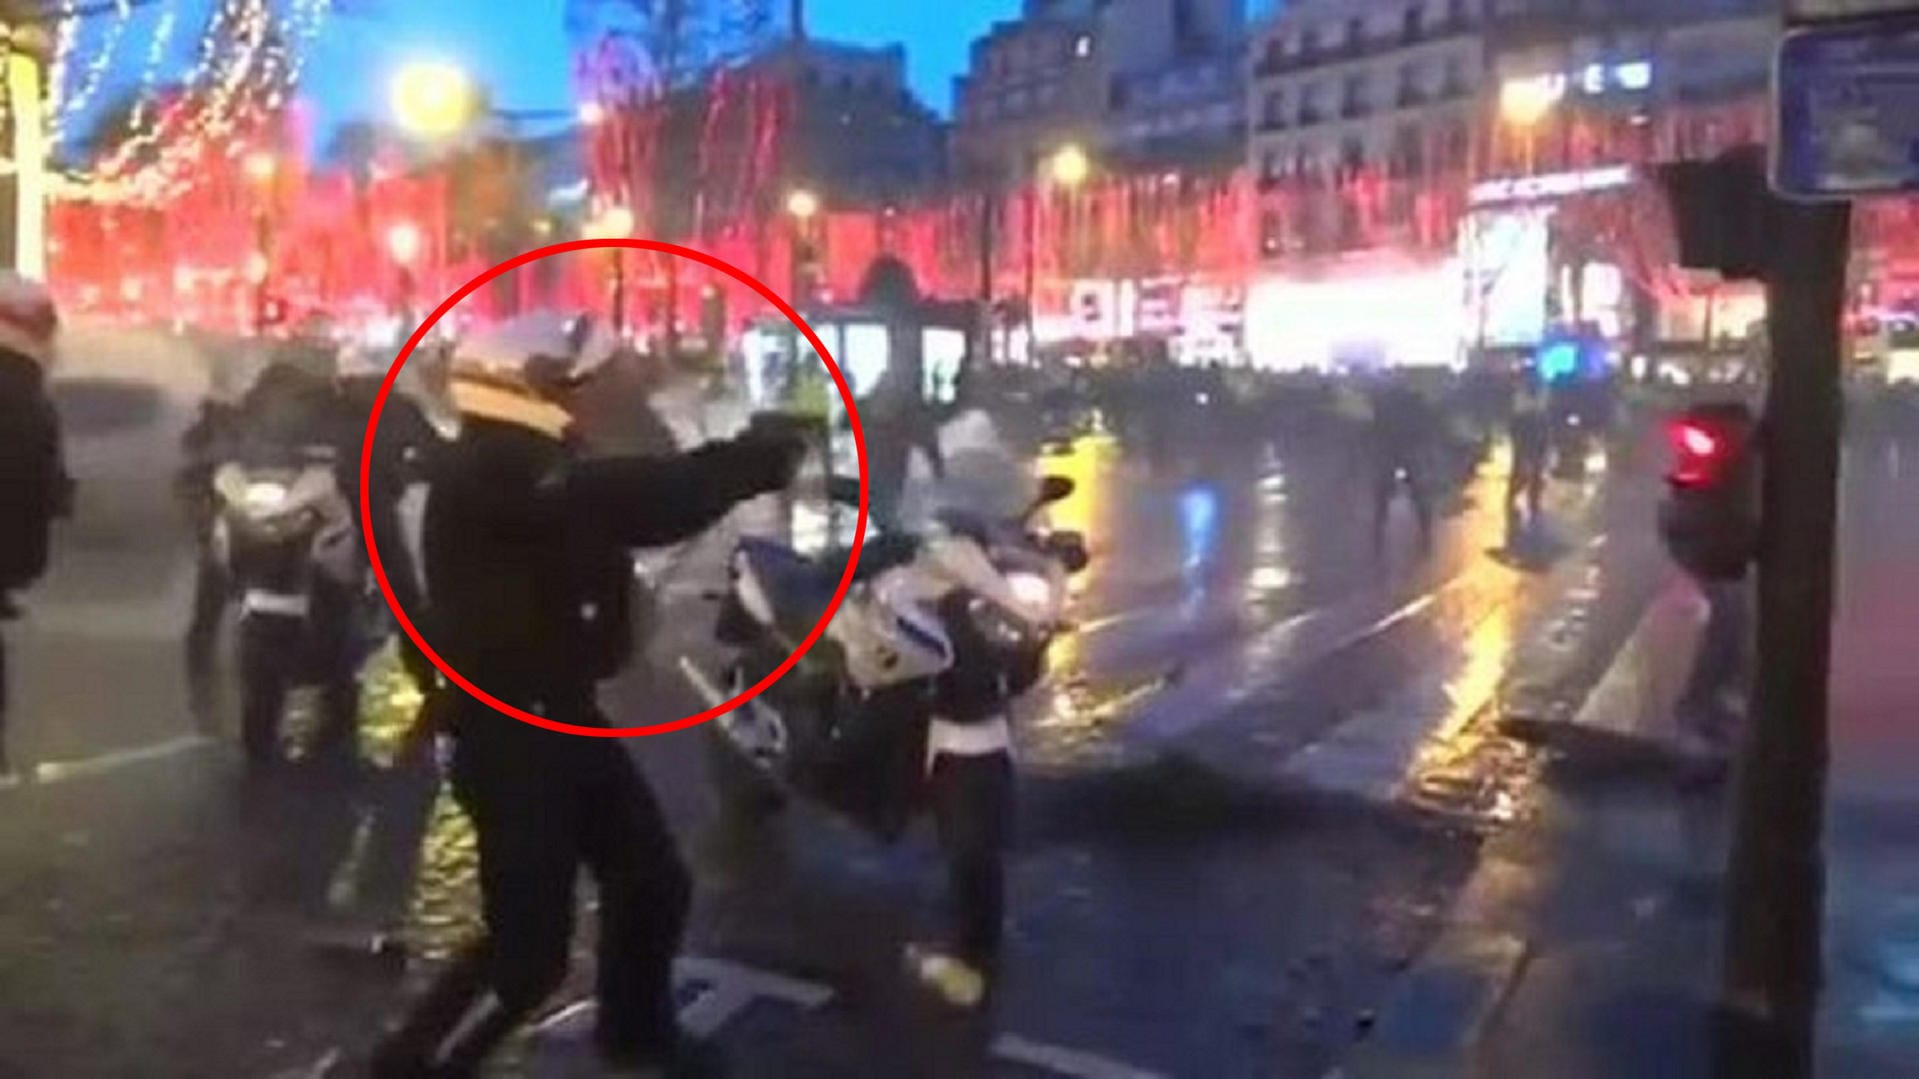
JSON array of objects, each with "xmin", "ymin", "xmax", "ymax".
[
  {"xmin": 953, "ymin": 0, "xmax": 1248, "ymax": 182},
  {"xmin": 749, "ymin": 38, "xmax": 949, "ymax": 205},
  {"xmin": 1248, "ymin": 0, "xmax": 1485, "ymax": 187}
]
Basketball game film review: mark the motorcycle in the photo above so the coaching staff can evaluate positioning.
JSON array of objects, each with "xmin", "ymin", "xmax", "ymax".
[
  {"xmin": 682, "ymin": 472, "xmax": 1089, "ymax": 838},
  {"xmin": 210, "ymin": 447, "xmax": 364, "ymax": 766}
]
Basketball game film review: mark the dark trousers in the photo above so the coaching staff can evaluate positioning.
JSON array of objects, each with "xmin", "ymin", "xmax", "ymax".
[
  {"xmin": 237, "ymin": 591, "xmax": 358, "ymax": 767},
  {"xmin": 185, "ymin": 553, "xmax": 229, "ymax": 709},
  {"xmin": 928, "ymin": 750, "xmax": 1014, "ymax": 967},
  {"xmin": 1372, "ymin": 457, "xmax": 1433, "ymax": 550},
  {"xmin": 1, "ymin": 629, "xmax": 9, "ymax": 772},
  {"xmin": 382, "ymin": 710, "xmax": 691, "ymax": 1072}
]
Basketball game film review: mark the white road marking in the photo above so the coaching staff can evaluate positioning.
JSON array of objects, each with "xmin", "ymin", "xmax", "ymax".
[
  {"xmin": 675, "ymin": 957, "xmax": 837, "ymax": 1037},
  {"xmin": 992, "ymin": 1034, "xmax": 1168, "ymax": 1079},
  {"xmin": 530, "ymin": 956, "xmax": 836, "ymax": 1045},
  {"xmin": 23, "ymin": 734, "xmax": 214, "ymax": 788}
]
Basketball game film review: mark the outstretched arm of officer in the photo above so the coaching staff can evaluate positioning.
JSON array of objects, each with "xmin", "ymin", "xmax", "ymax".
[{"xmin": 567, "ymin": 421, "xmax": 807, "ymax": 547}]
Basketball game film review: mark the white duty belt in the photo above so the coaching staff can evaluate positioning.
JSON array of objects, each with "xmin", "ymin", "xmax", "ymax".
[{"xmin": 926, "ymin": 715, "xmax": 1014, "ymax": 770}]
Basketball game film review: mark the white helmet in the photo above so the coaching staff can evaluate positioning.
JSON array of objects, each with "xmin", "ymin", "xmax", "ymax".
[
  {"xmin": 0, "ymin": 272, "xmax": 59, "ymax": 370},
  {"xmin": 452, "ymin": 310, "xmax": 618, "ymax": 390},
  {"xmin": 447, "ymin": 311, "xmax": 621, "ymax": 437}
]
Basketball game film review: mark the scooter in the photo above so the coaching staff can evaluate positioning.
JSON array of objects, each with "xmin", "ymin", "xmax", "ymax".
[
  {"xmin": 210, "ymin": 448, "xmax": 364, "ymax": 767},
  {"xmin": 682, "ymin": 474, "xmax": 1089, "ymax": 839}
]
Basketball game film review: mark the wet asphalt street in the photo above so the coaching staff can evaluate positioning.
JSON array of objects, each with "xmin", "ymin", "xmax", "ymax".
[{"xmin": 1, "ymin": 330, "xmax": 1686, "ymax": 1077}]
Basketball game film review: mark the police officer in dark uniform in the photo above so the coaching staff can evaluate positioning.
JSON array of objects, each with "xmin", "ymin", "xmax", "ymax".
[
  {"xmin": 371, "ymin": 313, "xmax": 804, "ymax": 1077},
  {"xmin": 0, "ymin": 274, "xmax": 70, "ymax": 779}
]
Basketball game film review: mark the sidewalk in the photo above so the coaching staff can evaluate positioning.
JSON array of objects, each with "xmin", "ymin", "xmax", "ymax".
[{"xmin": 1342, "ymin": 573, "xmax": 1735, "ymax": 1078}]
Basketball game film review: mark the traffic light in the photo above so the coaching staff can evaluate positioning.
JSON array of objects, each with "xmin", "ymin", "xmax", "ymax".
[{"xmin": 1658, "ymin": 401, "xmax": 1759, "ymax": 581}]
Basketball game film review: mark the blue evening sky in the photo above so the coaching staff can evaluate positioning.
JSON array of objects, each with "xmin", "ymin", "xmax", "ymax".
[{"xmin": 301, "ymin": 1, "xmax": 1026, "ymax": 133}]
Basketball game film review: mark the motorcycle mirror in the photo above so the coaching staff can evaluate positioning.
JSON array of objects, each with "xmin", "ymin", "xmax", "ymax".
[
  {"xmin": 1047, "ymin": 531, "xmax": 1090, "ymax": 574},
  {"xmin": 1037, "ymin": 476, "xmax": 1075, "ymax": 505}
]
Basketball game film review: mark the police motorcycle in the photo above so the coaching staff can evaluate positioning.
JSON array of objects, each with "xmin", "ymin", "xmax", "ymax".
[
  {"xmin": 209, "ymin": 440, "xmax": 365, "ymax": 767},
  {"xmin": 683, "ymin": 457, "xmax": 1089, "ymax": 838}
]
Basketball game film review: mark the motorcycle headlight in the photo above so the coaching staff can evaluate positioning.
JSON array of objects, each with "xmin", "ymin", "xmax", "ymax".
[
  {"xmin": 1004, "ymin": 571, "xmax": 1054, "ymax": 615},
  {"xmin": 243, "ymin": 482, "xmax": 290, "ymax": 511}
]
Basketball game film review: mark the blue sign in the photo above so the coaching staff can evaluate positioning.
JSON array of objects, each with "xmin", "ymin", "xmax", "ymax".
[{"xmin": 1774, "ymin": 14, "xmax": 1919, "ymax": 199}]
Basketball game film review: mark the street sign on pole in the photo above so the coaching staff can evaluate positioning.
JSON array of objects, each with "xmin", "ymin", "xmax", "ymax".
[{"xmin": 1772, "ymin": 14, "xmax": 1919, "ymax": 199}]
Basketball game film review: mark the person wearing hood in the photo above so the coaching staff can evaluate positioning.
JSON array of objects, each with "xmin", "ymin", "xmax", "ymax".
[
  {"xmin": 0, "ymin": 274, "xmax": 71, "ymax": 779},
  {"xmin": 370, "ymin": 312, "xmax": 805, "ymax": 1078}
]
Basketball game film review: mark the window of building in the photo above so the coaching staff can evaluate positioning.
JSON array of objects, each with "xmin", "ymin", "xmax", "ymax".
[
  {"xmin": 1111, "ymin": 78, "xmax": 1132, "ymax": 110},
  {"xmin": 1302, "ymin": 26, "xmax": 1320, "ymax": 56},
  {"xmin": 1294, "ymin": 143, "xmax": 1317, "ymax": 175},
  {"xmin": 1074, "ymin": 33, "xmax": 1094, "ymax": 58},
  {"xmin": 1007, "ymin": 88, "xmax": 1031, "ymax": 113},
  {"xmin": 1391, "ymin": 124, "xmax": 1425, "ymax": 176},
  {"xmin": 1263, "ymin": 89, "xmax": 1286, "ymax": 127},
  {"xmin": 1299, "ymin": 82, "xmax": 1324, "ymax": 125},
  {"xmin": 1346, "ymin": 17, "xmax": 1365, "ymax": 50},
  {"xmin": 1261, "ymin": 150, "xmax": 1281, "ymax": 181},
  {"xmin": 1443, "ymin": 54, "xmax": 1469, "ymax": 96},
  {"xmin": 1403, "ymin": 6, "xmax": 1424, "ymax": 41},
  {"xmin": 1038, "ymin": 81, "xmax": 1061, "ymax": 108},
  {"xmin": 1341, "ymin": 137, "xmax": 1365, "ymax": 171},
  {"xmin": 1397, "ymin": 62, "xmax": 1420, "ymax": 106},
  {"xmin": 804, "ymin": 67, "xmax": 821, "ymax": 88},
  {"xmin": 1342, "ymin": 73, "xmax": 1368, "ymax": 116}
]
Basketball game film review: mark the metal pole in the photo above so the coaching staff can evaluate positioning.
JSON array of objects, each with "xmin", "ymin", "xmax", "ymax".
[
  {"xmin": 978, "ymin": 185, "xmax": 996, "ymax": 363},
  {"xmin": 1718, "ymin": 190, "xmax": 1850, "ymax": 1076},
  {"xmin": 611, "ymin": 251, "xmax": 627, "ymax": 337},
  {"xmin": 1024, "ymin": 155, "xmax": 1038, "ymax": 362}
]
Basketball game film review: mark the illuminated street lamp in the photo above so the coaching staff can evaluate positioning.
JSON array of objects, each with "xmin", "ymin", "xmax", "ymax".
[
  {"xmin": 583, "ymin": 203, "xmax": 635, "ymax": 334},
  {"xmin": 786, "ymin": 187, "xmax": 821, "ymax": 308},
  {"xmin": 386, "ymin": 221, "xmax": 424, "ymax": 266},
  {"xmin": 1024, "ymin": 143, "xmax": 1094, "ymax": 356},
  {"xmin": 1048, "ymin": 143, "xmax": 1091, "ymax": 188},
  {"xmin": 1499, "ymin": 74, "xmax": 1565, "ymax": 129},
  {"xmin": 243, "ymin": 150, "xmax": 278, "ymax": 185},
  {"xmin": 390, "ymin": 60, "xmax": 477, "ymax": 138},
  {"xmin": 579, "ymin": 100, "xmax": 607, "ymax": 127}
]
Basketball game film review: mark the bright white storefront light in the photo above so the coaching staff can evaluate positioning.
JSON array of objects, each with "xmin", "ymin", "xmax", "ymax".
[{"xmin": 1245, "ymin": 263, "xmax": 1467, "ymax": 371}]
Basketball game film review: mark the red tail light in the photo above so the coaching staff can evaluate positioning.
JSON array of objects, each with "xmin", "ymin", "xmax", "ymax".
[{"xmin": 1666, "ymin": 415, "xmax": 1744, "ymax": 487}]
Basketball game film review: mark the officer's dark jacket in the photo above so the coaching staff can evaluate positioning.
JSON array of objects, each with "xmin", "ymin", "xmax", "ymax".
[
  {"xmin": 419, "ymin": 414, "xmax": 772, "ymax": 720},
  {"xmin": 0, "ymin": 349, "xmax": 68, "ymax": 589}
]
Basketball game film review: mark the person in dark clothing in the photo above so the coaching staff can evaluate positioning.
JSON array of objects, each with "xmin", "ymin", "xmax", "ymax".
[
  {"xmin": 1505, "ymin": 377, "xmax": 1552, "ymax": 545},
  {"xmin": 370, "ymin": 312, "xmax": 804, "ymax": 1078},
  {"xmin": 179, "ymin": 390, "xmax": 243, "ymax": 720},
  {"xmin": 0, "ymin": 274, "xmax": 70, "ymax": 779},
  {"xmin": 859, "ymin": 360, "xmax": 945, "ymax": 531},
  {"xmin": 1366, "ymin": 376, "xmax": 1437, "ymax": 553}
]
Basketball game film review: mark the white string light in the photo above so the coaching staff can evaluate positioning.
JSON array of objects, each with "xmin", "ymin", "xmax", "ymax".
[
  {"xmin": 50, "ymin": 0, "xmax": 137, "ymax": 147},
  {"xmin": 60, "ymin": 0, "xmax": 336, "ymax": 206}
]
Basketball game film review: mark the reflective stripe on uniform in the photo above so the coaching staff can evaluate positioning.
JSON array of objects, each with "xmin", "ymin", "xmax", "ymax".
[{"xmin": 242, "ymin": 590, "xmax": 311, "ymax": 618}]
